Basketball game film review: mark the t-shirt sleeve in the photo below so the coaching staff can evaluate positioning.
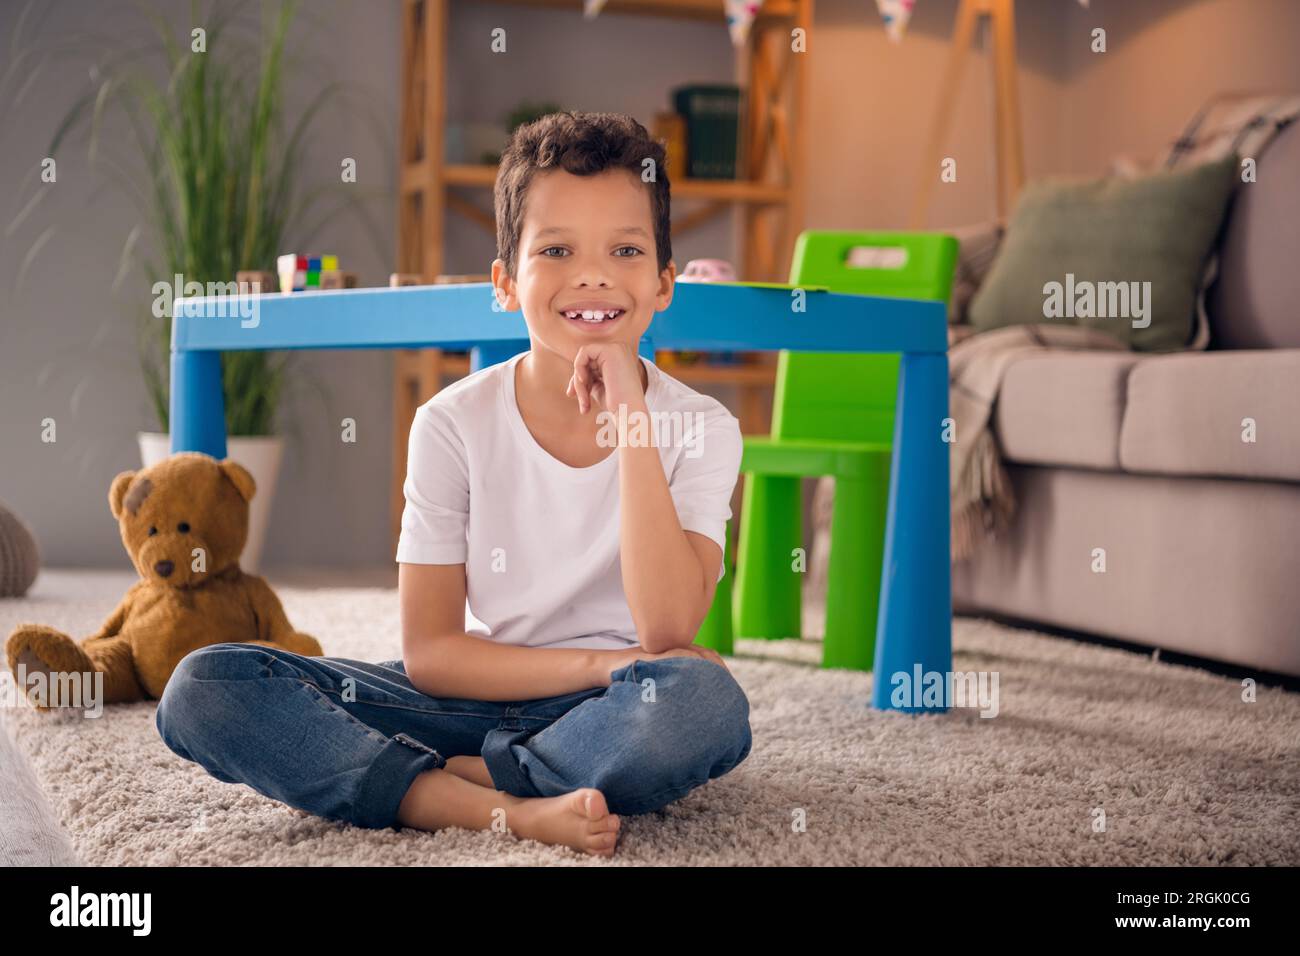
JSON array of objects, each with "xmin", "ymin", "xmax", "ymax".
[
  {"xmin": 670, "ymin": 406, "xmax": 743, "ymax": 584},
  {"xmin": 395, "ymin": 401, "xmax": 470, "ymax": 564}
]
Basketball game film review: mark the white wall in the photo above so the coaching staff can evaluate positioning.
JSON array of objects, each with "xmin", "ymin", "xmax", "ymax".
[{"xmin": 1060, "ymin": 0, "xmax": 1300, "ymax": 174}]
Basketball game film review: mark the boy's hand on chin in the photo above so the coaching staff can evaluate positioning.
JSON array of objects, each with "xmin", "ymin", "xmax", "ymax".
[{"xmin": 566, "ymin": 343, "xmax": 643, "ymax": 415}]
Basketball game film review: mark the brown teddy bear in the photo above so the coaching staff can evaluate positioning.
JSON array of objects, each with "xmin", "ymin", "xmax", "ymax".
[{"xmin": 5, "ymin": 451, "xmax": 322, "ymax": 710}]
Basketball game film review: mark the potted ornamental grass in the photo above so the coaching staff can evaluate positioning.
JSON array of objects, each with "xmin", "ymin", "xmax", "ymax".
[{"xmin": 42, "ymin": 0, "xmax": 338, "ymax": 571}]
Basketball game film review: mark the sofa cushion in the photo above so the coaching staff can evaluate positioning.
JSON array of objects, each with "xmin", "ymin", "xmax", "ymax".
[
  {"xmin": 994, "ymin": 352, "xmax": 1141, "ymax": 470},
  {"xmin": 968, "ymin": 155, "xmax": 1240, "ymax": 351},
  {"xmin": 1119, "ymin": 350, "xmax": 1300, "ymax": 482}
]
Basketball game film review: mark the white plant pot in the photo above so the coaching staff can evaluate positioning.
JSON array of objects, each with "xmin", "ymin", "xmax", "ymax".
[{"xmin": 137, "ymin": 432, "xmax": 284, "ymax": 575}]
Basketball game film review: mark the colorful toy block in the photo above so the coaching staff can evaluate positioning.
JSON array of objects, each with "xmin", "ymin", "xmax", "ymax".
[{"xmin": 277, "ymin": 253, "xmax": 341, "ymax": 293}]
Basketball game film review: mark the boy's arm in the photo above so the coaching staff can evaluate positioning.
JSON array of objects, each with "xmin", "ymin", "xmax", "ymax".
[
  {"xmin": 399, "ymin": 562, "xmax": 627, "ymax": 700},
  {"xmin": 617, "ymin": 395, "xmax": 725, "ymax": 654}
]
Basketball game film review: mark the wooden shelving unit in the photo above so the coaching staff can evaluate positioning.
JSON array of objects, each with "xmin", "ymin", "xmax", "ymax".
[{"xmin": 392, "ymin": 0, "xmax": 812, "ymax": 552}]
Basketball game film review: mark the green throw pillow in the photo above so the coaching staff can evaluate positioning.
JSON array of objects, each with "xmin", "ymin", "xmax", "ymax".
[{"xmin": 967, "ymin": 154, "xmax": 1239, "ymax": 351}]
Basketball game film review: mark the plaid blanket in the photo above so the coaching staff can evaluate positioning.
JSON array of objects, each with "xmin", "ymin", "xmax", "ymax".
[
  {"xmin": 1162, "ymin": 93, "xmax": 1300, "ymax": 169},
  {"xmin": 947, "ymin": 324, "xmax": 1129, "ymax": 560}
]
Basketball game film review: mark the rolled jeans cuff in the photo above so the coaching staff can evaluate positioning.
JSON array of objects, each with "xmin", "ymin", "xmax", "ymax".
[
  {"xmin": 479, "ymin": 726, "xmax": 542, "ymax": 799},
  {"xmin": 356, "ymin": 732, "xmax": 447, "ymax": 830}
]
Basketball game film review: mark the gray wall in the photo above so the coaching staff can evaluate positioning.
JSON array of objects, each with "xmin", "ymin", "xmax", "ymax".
[{"xmin": 0, "ymin": 0, "xmax": 401, "ymax": 570}]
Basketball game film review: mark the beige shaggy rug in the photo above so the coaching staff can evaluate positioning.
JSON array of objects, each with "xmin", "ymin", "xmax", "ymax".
[{"xmin": 2, "ymin": 570, "xmax": 1297, "ymax": 866}]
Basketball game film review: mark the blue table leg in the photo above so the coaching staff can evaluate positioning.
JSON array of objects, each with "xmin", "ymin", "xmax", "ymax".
[
  {"xmin": 170, "ymin": 349, "xmax": 227, "ymax": 458},
  {"xmin": 470, "ymin": 340, "xmax": 529, "ymax": 372},
  {"xmin": 872, "ymin": 352, "xmax": 953, "ymax": 713}
]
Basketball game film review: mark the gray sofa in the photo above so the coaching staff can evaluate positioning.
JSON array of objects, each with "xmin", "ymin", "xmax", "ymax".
[{"xmin": 951, "ymin": 119, "xmax": 1300, "ymax": 678}]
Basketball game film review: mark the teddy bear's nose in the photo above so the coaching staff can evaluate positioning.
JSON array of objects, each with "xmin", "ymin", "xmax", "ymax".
[{"xmin": 154, "ymin": 560, "xmax": 174, "ymax": 577}]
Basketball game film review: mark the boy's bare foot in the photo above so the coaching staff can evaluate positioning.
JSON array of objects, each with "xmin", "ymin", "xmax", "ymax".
[
  {"xmin": 508, "ymin": 788, "xmax": 621, "ymax": 858},
  {"xmin": 396, "ymin": 766, "xmax": 620, "ymax": 856}
]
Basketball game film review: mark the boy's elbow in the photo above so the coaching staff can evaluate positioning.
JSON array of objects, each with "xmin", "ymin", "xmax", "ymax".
[
  {"xmin": 635, "ymin": 600, "xmax": 709, "ymax": 654},
  {"xmin": 638, "ymin": 633, "xmax": 672, "ymax": 655},
  {"xmin": 404, "ymin": 655, "xmax": 433, "ymax": 695},
  {"xmin": 403, "ymin": 638, "xmax": 447, "ymax": 695},
  {"xmin": 637, "ymin": 621, "xmax": 701, "ymax": 655}
]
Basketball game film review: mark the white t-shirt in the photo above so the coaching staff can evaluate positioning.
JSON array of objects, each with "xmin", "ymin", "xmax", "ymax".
[{"xmin": 395, "ymin": 351, "xmax": 743, "ymax": 651}]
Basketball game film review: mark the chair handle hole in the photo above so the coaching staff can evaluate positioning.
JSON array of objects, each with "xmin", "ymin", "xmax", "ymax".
[{"xmin": 845, "ymin": 246, "xmax": 909, "ymax": 270}]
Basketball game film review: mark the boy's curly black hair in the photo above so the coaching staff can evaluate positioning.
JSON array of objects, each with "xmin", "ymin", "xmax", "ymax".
[{"xmin": 494, "ymin": 111, "xmax": 672, "ymax": 280}]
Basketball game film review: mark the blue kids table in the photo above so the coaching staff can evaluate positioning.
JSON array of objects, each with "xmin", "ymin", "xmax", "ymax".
[{"xmin": 170, "ymin": 282, "xmax": 952, "ymax": 713}]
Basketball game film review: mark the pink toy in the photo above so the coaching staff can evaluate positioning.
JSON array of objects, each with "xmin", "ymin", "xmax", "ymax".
[
  {"xmin": 671, "ymin": 259, "xmax": 741, "ymax": 366},
  {"xmin": 677, "ymin": 258, "xmax": 737, "ymax": 283}
]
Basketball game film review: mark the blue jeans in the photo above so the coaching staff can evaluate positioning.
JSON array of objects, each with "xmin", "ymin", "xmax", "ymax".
[{"xmin": 155, "ymin": 642, "xmax": 753, "ymax": 830}]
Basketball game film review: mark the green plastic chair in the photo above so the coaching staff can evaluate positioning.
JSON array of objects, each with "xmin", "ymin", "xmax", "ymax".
[
  {"xmin": 695, "ymin": 523, "xmax": 734, "ymax": 655},
  {"xmin": 707, "ymin": 231, "xmax": 957, "ymax": 671}
]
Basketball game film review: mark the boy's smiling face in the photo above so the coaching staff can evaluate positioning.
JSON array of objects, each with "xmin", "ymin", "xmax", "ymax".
[{"xmin": 492, "ymin": 168, "xmax": 674, "ymax": 364}]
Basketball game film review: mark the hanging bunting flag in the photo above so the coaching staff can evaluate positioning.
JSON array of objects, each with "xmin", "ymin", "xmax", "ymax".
[
  {"xmin": 725, "ymin": 1, "xmax": 765, "ymax": 48},
  {"xmin": 876, "ymin": 0, "xmax": 917, "ymax": 43},
  {"xmin": 584, "ymin": 0, "xmax": 608, "ymax": 18}
]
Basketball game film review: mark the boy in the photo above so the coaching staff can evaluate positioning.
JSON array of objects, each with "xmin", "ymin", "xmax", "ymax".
[{"xmin": 155, "ymin": 112, "xmax": 751, "ymax": 858}]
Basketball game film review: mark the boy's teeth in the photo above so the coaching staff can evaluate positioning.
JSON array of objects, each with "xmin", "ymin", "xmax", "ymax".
[{"xmin": 566, "ymin": 309, "xmax": 621, "ymax": 322}]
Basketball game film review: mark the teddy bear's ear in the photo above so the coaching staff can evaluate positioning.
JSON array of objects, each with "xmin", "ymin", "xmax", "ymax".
[
  {"xmin": 109, "ymin": 470, "xmax": 137, "ymax": 520},
  {"xmin": 219, "ymin": 460, "xmax": 257, "ymax": 502}
]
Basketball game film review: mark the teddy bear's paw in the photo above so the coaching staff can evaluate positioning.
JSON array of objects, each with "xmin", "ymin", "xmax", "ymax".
[
  {"xmin": 5, "ymin": 625, "xmax": 93, "ymax": 710},
  {"xmin": 13, "ymin": 649, "xmax": 53, "ymax": 710},
  {"xmin": 5, "ymin": 629, "xmax": 67, "ymax": 712}
]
